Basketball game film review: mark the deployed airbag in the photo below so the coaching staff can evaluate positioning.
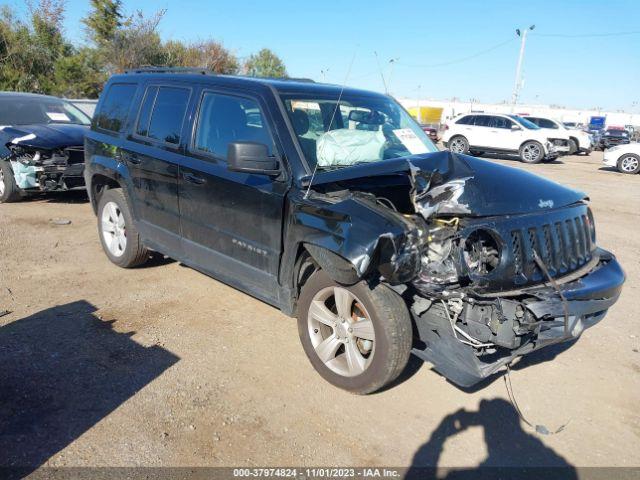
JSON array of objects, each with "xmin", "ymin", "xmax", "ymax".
[{"xmin": 316, "ymin": 129, "xmax": 385, "ymax": 167}]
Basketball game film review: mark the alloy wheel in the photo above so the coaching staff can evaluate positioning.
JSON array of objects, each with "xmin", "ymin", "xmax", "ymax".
[
  {"xmin": 449, "ymin": 138, "xmax": 466, "ymax": 153},
  {"xmin": 307, "ymin": 286, "xmax": 376, "ymax": 377},
  {"xmin": 522, "ymin": 143, "xmax": 541, "ymax": 162},
  {"xmin": 101, "ymin": 201, "xmax": 127, "ymax": 257},
  {"xmin": 620, "ymin": 155, "xmax": 639, "ymax": 173},
  {"xmin": 0, "ymin": 168, "xmax": 5, "ymax": 197}
]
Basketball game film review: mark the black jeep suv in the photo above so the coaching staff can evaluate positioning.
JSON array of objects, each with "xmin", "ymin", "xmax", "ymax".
[{"xmin": 84, "ymin": 69, "xmax": 624, "ymax": 393}]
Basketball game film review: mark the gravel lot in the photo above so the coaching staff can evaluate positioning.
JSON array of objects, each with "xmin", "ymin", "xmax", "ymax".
[{"xmin": 0, "ymin": 150, "xmax": 638, "ymax": 472}]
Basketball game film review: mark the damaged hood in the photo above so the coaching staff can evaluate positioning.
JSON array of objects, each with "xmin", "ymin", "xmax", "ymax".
[
  {"xmin": 309, "ymin": 150, "xmax": 587, "ymax": 217},
  {"xmin": 1, "ymin": 123, "xmax": 88, "ymax": 150}
]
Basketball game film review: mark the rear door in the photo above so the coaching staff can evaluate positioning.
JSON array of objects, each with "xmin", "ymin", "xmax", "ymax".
[
  {"xmin": 178, "ymin": 88, "xmax": 288, "ymax": 304},
  {"xmin": 121, "ymin": 84, "xmax": 192, "ymax": 254}
]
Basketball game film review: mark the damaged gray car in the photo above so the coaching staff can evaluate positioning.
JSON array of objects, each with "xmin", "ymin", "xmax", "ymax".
[
  {"xmin": 0, "ymin": 92, "xmax": 91, "ymax": 203},
  {"xmin": 85, "ymin": 71, "xmax": 625, "ymax": 394}
]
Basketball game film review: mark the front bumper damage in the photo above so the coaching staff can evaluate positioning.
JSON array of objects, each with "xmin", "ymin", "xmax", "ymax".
[
  {"xmin": 4, "ymin": 145, "xmax": 85, "ymax": 192},
  {"xmin": 410, "ymin": 249, "xmax": 624, "ymax": 387}
]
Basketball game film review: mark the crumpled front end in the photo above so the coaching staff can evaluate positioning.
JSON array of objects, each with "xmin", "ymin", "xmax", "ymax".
[
  {"xmin": 298, "ymin": 150, "xmax": 625, "ymax": 387},
  {"xmin": 3, "ymin": 143, "xmax": 85, "ymax": 192},
  {"xmin": 404, "ymin": 155, "xmax": 625, "ymax": 387}
]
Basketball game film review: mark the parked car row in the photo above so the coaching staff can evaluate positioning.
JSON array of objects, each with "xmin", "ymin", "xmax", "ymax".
[
  {"xmin": 0, "ymin": 71, "xmax": 626, "ymax": 394},
  {"xmin": 441, "ymin": 112, "xmax": 582, "ymax": 163}
]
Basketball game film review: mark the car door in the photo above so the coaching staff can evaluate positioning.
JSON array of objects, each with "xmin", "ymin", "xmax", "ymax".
[
  {"xmin": 471, "ymin": 115, "xmax": 495, "ymax": 147},
  {"xmin": 489, "ymin": 115, "xmax": 518, "ymax": 150},
  {"xmin": 121, "ymin": 84, "xmax": 192, "ymax": 255},
  {"xmin": 178, "ymin": 89, "xmax": 288, "ymax": 305}
]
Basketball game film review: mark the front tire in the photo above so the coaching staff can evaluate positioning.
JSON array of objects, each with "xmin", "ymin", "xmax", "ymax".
[
  {"xmin": 617, "ymin": 154, "xmax": 640, "ymax": 174},
  {"xmin": 97, "ymin": 188, "xmax": 149, "ymax": 268},
  {"xmin": 297, "ymin": 270, "xmax": 412, "ymax": 394},
  {"xmin": 519, "ymin": 141, "xmax": 544, "ymax": 164},
  {"xmin": 448, "ymin": 136, "xmax": 469, "ymax": 154},
  {"xmin": 0, "ymin": 161, "xmax": 23, "ymax": 203}
]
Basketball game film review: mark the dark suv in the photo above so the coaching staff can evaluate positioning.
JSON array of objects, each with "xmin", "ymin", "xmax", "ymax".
[{"xmin": 84, "ymin": 69, "xmax": 625, "ymax": 393}]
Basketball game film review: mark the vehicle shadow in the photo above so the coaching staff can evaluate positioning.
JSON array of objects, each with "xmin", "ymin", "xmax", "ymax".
[
  {"xmin": 406, "ymin": 398, "xmax": 577, "ymax": 479},
  {"xmin": 0, "ymin": 301, "xmax": 179, "ymax": 478},
  {"xmin": 22, "ymin": 190, "xmax": 89, "ymax": 204}
]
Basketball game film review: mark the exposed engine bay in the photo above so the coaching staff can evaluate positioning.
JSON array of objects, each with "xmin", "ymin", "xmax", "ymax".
[
  {"xmin": 6, "ymin": 144, "xmax": 85, "ymax": 191},
  {"xmin": 301, "ymin": 151, "xmax": 624, "ymax": 386}
]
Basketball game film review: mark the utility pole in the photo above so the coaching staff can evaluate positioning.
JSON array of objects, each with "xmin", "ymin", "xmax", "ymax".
[{"xmin": 511, "ymin": 25, "xmax": 535, "ymax": 110}]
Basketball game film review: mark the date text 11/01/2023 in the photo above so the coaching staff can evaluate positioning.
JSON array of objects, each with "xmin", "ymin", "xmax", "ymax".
[{"xmin": 232, "ymin": 468, "xmax": 401, "ymax": 478}]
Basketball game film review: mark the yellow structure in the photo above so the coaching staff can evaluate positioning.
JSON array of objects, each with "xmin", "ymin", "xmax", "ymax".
[{"xmin": 408, "ymin": 106, "xmax": 443, "ymax": 125}]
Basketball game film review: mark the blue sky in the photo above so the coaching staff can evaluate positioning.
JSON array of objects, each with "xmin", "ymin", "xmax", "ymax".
[{"xmin": 9, "ymin": 0, "xmax": 640, "ymax": 110}]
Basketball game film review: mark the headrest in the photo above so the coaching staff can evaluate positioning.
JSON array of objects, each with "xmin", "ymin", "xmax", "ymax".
[{"xmin": 291, "ymin": 109, "xmax": 310, "ymax": 136}]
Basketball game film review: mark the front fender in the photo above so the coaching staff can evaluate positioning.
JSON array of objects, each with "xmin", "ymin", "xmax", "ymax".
[{"xmin": 280, "ymin": 190, "xmax": 424, "ymax": 290}]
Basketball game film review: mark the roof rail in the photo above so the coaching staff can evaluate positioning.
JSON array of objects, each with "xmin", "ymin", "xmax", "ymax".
[{"xmin": 124, "ymin": 66, "xmax": 213, "ymax": 75}]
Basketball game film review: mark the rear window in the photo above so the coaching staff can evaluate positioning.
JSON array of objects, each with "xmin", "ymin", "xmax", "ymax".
[
  {"xmin": 94, "ymin": 83, "xmax": 137, "ymax": 133},
  {"xmin": 136, "ymin": 86, "xmax": 191, "ymax": 144}
]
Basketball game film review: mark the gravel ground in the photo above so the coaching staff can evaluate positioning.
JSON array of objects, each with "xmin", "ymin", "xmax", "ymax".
[{"xmin": 0, "ymin": 150, "xmax": 638, "ymax": 472}]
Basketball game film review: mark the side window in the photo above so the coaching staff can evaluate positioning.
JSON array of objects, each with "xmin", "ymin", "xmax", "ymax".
[
  {"xmin": 194, "ymin": 93, "xmax": 274, "ymax": 160},
  {"xmin": 490, "ymin": 116, "xmax": 514, "ymax": 129},
  {"xmin": 94, "ymin": 83, "xmax": 137, "ymax": 133},
  {"xmin": 456, "ymin": 115, "xmax": 475, "ymax": 125},
  {"xmin": 474, "ymin": 116, "xmax": 491, "ymax": 127},
  {"xmin": 539, "ymin": 118, "xmax": 558, "ymax": 129},
  {"xmin": 526, "ymin": 117, "xmax": 541, "ymax": 126},
  {"xmin": 135, "ymin": 86, "xmax": 190, "ymax": 144}
]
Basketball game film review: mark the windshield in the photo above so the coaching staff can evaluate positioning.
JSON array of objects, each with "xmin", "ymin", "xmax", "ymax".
[
  {"xmin": 509, "ymin": 115, "xmax": 540, "ymax": 130},
  {"xmin": 0, "ymin": 96, "xmax": 91, "ymax": 126},
  {"xmin": 281, "ymin": 93, "xmax": 438, "ymax": 171}
]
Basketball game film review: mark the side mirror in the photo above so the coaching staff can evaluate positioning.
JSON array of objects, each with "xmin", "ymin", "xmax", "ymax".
[
  {"xmin": 511, "ymin": 124, "xmax": 522, "ymax": 131},
  {"xmin": 227, "ymin": 142, "xmax": 280, "ymax": 176}
]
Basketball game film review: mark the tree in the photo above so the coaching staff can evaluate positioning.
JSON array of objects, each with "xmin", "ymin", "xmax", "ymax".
[
  {"xmin": 163, "ymin": 40, "xmax": 239, "ymax": 74},
  {"xmin": 83, "ymin": 0, "xmax": 123, "ymax": 47},
  {"xmin": 106, "ymin": 9, "xmax": 166, "ymax": 74},
  {"xmin": 0, "ymin": 1, "xmax": 70, "ymax": 93},
  {"xmin": 243, "ymin": 48, "xmax": 287, "ymax": 78}
]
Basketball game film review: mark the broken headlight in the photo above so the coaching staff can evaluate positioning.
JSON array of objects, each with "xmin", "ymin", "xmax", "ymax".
[
  {"xmin": 418, "ymin": 221, "xmax": 459, "ymax": 285},
  {"xmin": 463, "ymin": 229, "xmax": 502, "ymax": 275}
]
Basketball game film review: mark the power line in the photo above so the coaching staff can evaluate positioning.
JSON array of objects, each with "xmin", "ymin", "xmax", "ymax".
[
  {"xmin": 533, "ymin": 30, "xmax": 640, "ymax": 38},
  {"xmin": 395, "ymin": 38, "xmax": 516, "ymax": 69}
]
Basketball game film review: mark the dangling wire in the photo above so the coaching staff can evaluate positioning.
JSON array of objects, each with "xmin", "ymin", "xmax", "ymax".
[{"xmin": 503, "ymin": 364, "xmax": 569, "ymax": 436}]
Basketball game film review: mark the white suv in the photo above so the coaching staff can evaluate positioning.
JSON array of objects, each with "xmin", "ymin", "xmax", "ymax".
[
  {"xmin": 442, "ymin": 113, "xmax": 565, "ymax": 163},
  {"xmin": 523, "ymin": 116, "xmax": 594, "ymax": 155}
]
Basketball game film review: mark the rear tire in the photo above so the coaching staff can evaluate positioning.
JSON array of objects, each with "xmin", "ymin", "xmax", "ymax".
[
  {"xmin": 568, "ymin": 138, "xmax": 578, "ymax": 155},
  {"xmin": 297, "ymin": 270, "xmax": 412, "ymax": 394},
  {"xmin": 519, "ymin": 141, "xmax": 544, "ymax": 164},
  {"xmin": 617, "ymin": 154, "xmax": 640, "ymax": 174},
  {"xmin": 0, "ymin": 161, "xmax": 23, "ymax": 203},
  {"xmin": 448, "ymin": 136, "xmax": 469, "ymax": 154},
  {"xmin": 97, "ymin": 188, "xmax": 149, "ymax": 268}
]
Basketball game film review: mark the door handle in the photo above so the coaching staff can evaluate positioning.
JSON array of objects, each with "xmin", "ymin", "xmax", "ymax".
[{"xmin": 183, "ymin": 172, "xmax": 206, "ymax": 185}]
